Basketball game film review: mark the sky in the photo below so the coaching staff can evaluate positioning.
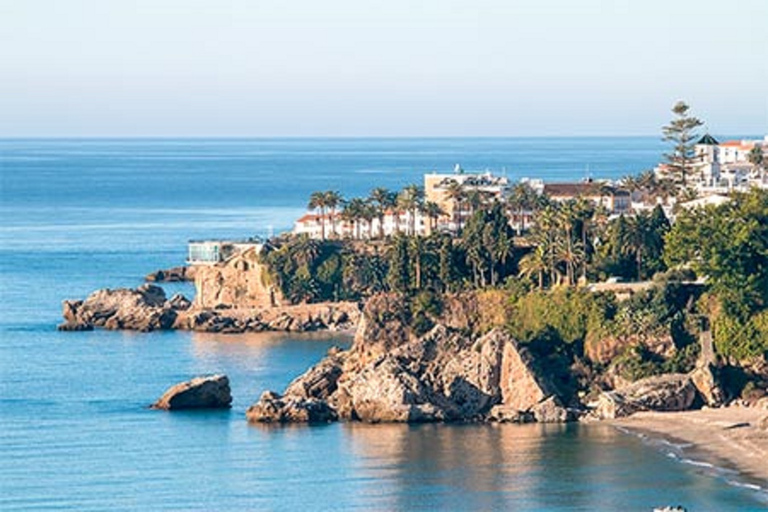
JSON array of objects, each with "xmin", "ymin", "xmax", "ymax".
[{"xmin": 0, "ymin": 0, "xmax": 766, "ymax": 137}]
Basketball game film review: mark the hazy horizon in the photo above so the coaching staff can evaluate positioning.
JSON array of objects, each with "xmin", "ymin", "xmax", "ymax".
[{"xmin": 1, "ymin": 0, "xmax": 766, "ymax": 137}]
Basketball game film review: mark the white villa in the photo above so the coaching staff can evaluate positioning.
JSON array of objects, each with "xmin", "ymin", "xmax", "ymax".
[
  {"xmin": 692, "ymin": 134, "xmax": 767, "ymax": 191},
  {"xmin": 293, "ymin": 210, "xmax": 427, "ymax": 239}
]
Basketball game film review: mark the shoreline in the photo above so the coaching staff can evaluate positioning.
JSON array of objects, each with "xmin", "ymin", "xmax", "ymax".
[{"xmin": 612, "ymin": 407, "xmax": 768, "ymax": 489}]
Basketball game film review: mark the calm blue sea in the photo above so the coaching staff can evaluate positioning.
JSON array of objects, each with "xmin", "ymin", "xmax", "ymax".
[{"xmin": 1, "ymin": 138, "xmax": 766, "ymax": 511}]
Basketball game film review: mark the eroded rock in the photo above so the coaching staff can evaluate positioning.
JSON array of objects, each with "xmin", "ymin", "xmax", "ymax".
[
  {"xmin": 246, "ymin": 391, "xmax": 338, "ymax": 423},
  {"xmin": 594, "ymin": 373, "xmax": 697, "ymax": 419}
]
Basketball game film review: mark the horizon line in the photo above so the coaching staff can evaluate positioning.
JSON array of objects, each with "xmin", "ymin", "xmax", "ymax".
[{"xmin": 2, "ymin": 133, "xmax": 763, "ymax": 140}]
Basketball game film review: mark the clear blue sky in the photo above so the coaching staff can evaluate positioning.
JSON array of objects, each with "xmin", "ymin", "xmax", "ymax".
[{"xmin": 1, "ymin": 0, "xmax": 766, "ymax": 137}]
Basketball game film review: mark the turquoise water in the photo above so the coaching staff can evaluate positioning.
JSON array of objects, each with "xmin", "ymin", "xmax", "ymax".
[{"xmin": 1, "ymin": 138, "xmax": 766, "ymax": 510}]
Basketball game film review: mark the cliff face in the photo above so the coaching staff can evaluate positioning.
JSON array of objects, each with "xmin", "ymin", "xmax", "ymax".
[
  {"xmin": 247, "ymin": 292, "xmax": 574, "ymax": 424},
  {"xmin": 193, "ymin": 248, "xmax": 284, "ymax": 309}
]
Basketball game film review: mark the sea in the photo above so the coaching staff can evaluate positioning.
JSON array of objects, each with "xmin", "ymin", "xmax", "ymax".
[{"xmin": 1, "ymin": 138, "xmax": 766, "ymax": 511}]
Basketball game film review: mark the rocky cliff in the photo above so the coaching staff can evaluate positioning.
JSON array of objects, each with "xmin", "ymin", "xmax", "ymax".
[
  {"xmin": 247, "ymin": 293, "xmax": 575, "ymax": 424},
  {"xmin": 193, "ymin": 247, "xmax": 283, "ymax": 309}
]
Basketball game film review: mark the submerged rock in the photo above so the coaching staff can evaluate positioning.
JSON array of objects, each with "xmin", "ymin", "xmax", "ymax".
[{"xmin": 152, "ymin": 375, "xmax": 232, "ymax": 410}]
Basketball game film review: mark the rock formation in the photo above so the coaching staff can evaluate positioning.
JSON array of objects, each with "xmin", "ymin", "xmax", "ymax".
[
  {"xmin": 246, "ymin": 391, "xmax": 338, "ymax": 423},
  {"xmin": 58, "ymin": 284, "xmax": 179, "ymax": 332},
  {"xmin": 193, "ymin": 247, "xmax": 283, "ymax": 309},
  {"xmin": 59, "ymin": 283, "xmax": 360, "ymax": 333},
  {"xmin": 145, "ymin": 266, "xmax": 197, "ymax": 283},
  {"xmin": 152, "ymin": 375, "xmax": 232, "ymax": 410},
  {"xmin": 247, "ymin": 295, "xmax": 574, "ymax": 424},
  {"xmin": 593, "ymin": 373, "xmax": 698, "ymax": 419}
]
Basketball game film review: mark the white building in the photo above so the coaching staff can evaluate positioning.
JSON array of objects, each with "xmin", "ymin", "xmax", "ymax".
[
  {"xmin": 187, "ymin": 239, "xmax": 264, "ymax": 265},
  {"xmin": 693, "ymin": 134, "xmax": 767, "ymax": 191},
  {"xmin": 293, "ymin": 210, "xmax": 427, "ymax": 239}
]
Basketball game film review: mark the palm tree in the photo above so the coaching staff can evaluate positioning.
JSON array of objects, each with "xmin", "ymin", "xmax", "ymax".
[
  {"xmin": 360, "ymin": 202, "xmax": 377, "ymax": 239},
  {"xmin": 465, "ymin": 189, "xmax": 483, "ymax": 217},
  {"xmin": 444, "ymin": 180, "xmax": 466, "ymax": 231},
  {"xmin": 423, "ymin": 201, "xmax": 445, "ymax": 233},
  {"xmin": 397, "ymin": 184, "xmax": 424, "ymax": 236},
  {"xmin": 341, "ymin": 198, "xmax": 367, "ymax": 239},
  {"xmin": 307, "ymin": 191, "xmax": 328, "ymax": 240},
  {"xmin": 556, "ymin": 237, "xmax": 586, "ymax": 286},
  {"xmin": 621, "ymin": 213, "xmax": 652, "ymax": 280},
  {"xmin": 519, "ymin": 245, "xmax": 548, "ymax": 289},
  {"xmin": 532, "ymin": 205, "xmax": 561, "ymax": 286},
  {"xmin": 573, "ymin": 198, "xmax": 596, "ymax": 280},
  {"xmin": 507, "ymin": 182, "xmax": 539, "ymax": 235},
  {"xmin": 368, "ymin": 187, "xmax": 396, "ymax": 239},
  {"xmin": 323, "ymin": 191, "xmax": 343, "ymax": 239}
]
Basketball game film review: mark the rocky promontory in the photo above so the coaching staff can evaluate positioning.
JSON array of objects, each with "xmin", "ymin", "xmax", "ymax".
[
  {"xmin": 247, "ymin": 293, "xmax": 576, "ymax": 424},
  {"xmin": 58, "ymin": 284, "xmax": 360, "ymax": 333}
]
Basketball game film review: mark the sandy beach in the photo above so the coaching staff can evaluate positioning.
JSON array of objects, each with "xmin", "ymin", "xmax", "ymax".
[{"xmin": 613, "ymin": 406, "xmax": 768, "ymax": 484}]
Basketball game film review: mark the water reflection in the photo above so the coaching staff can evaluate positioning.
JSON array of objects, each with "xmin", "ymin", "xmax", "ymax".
[{"xmin": 338, "ymin": 422, "xmax": 728, "ymax": 511}]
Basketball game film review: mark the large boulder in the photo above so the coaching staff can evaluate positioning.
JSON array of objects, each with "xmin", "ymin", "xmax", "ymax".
[
  {"xmin": 152, "ymin": 375, "xmax": 232, "ymax": 410},
  {"xmin": 283, "ymin": 354, "xmax": 345, "ymax": 399},
  {"xmin": 690, "ymin": 363, "xmax": 726, "ymax": 407},
  {"xmin": 594, "ymin": 373, "xmax": 697, "ymax": 419},
  {"xmin": 246, "ymin": 391, "xmax": 337, "ymax": 424}
]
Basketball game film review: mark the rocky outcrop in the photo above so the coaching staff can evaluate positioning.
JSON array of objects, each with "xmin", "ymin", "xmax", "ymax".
[
  {"xmin": 152, "ymin": 375, "xmax": 232, "ymax": 410},
  {"xmin": 58, "ymin": 284, "xmax": 181, "ymax": 332},
  {"xmin": 59, "ymin": 283, "xmax": 360, "ymax": 334},
  {"xmin": 690, "ymin": 363, "xmax": 726, "ymax": 407},
  {"xmin": 248, "ymin": 323, "xmax": 573, "ymax": 424},
  {"xmin": 145, "ymin": 266, "xmax": 197, "ymax": 283},
  {"xmin": 593, "ymin": 373, "xmax": 698, "ymax": 419},
  {"xmin": 173, "ymin": 301, "xmax": 360, "ymax": 333},
  {"xmin": 246, "ymin": 391, "xmax": 338, "ymax": 423},
  {"xmin": 193, "ymin": 248, "xmax": 283, "ymax": 309},
  {"xmin": 584, "ymin": 332, "xmax": 676, "ymax": 365}
]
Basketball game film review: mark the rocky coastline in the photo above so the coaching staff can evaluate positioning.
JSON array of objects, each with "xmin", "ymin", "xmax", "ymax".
[
  {"xmin": 245, "ymin": 292, "xmax": 733, "ymax": 425},
  {"xmin": 59, "ymin": 266, "xmax": 764, "ymax": 429},
  {"xmin": 58, "ymin": 284, "xmax": 360, "ymax": 334}
]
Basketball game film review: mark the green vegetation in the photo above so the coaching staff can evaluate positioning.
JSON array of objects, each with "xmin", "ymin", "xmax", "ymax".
[{"xmin": 661, "ymin": 101, "xmax": 704, "ymax": 187}]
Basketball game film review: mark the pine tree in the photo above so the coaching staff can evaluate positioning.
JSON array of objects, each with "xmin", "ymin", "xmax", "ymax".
[{"xmin": 662, "ymin": 101, "xmax": 703, "ymax": 187}]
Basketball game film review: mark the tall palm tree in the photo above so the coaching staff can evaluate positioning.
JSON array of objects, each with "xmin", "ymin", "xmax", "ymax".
[
  {"xmin": 423, "ymin": 201, "xmax": 445, "ymax": 233},
  {"xmin": 397, "ymin": 184, "xmax": 424, "ymax": 236},
  {"xmin": 307, "ymin": 191, "xmax": 328, "ymax": 240},
  {"xmin": 507, "ymin": 182, "xmax": 539, "ymax": 235},
  {"xmin": 518, "ymin": 245, "xmax": 548, "ymax": 289},
  {"xmin": 465, "ymin": 189, "xmax": 483, "ymax": 217},
  {"xmin": 573, "ymin": 198, "xmax": 596, "ymax": 280},
  {"xmin": 621, "ymin": 213, "xmax": 652, "ymax": 280},
  {"xmin": 341, "ymin": 198, "xmax": 367, "ymax": 239},
  {"xmin": 368, "ymin": 187, "xmax": 396, "ymax": 239},
  {"xmin": 444, "ymin": 180, "xmax": 466, "ymax": 231},
  {"xmin": 533, "ymin": 205, "xmax": 567, "ymax": 286},
  {"xmin": 323, "ymin": 191, "xmax": 343, "ymax": 239}
]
